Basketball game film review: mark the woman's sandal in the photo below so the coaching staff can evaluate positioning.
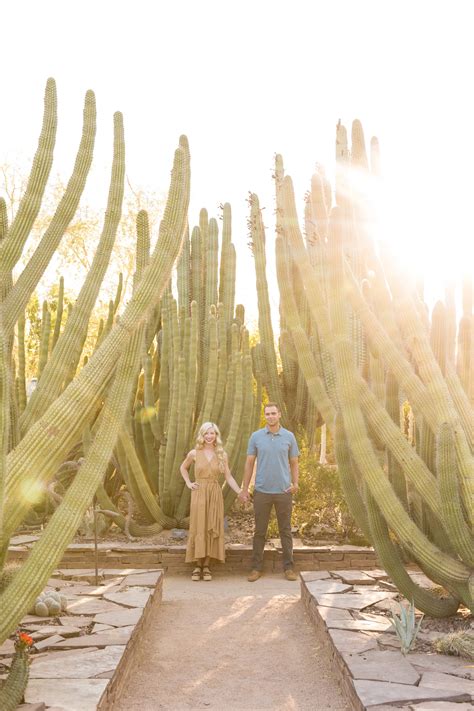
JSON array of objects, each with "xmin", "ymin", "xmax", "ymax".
[
  {"xmin": 191, "ymin": 567, "xmax": 202, "ymax": 581},
  {"xmin": 202, "ymin": 566, "xmax": 212, "ymax": 581}
]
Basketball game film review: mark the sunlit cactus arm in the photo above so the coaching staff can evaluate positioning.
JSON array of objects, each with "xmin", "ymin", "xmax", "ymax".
[
  {"xmin": 115, "ymin": 437, "xmax": 152, "ymax": 522},
  {"xmin": 0, "ymin": 78, "xmax": 57, "ymax": 274},
  {"xmin": 324, "ymin": 203, "xmax": 470, "ymax": 595},
  {"xmin": 210, "ymin": 304, "xmax": 228, "ymax": 423},
  {"xmin": 384, "ymin": 371, "xmax": 408, "ymax": 510},
  {"xmin": 335, "ymin": 120, "xmax": 350, "ymax": 209},
  {"xmin": 456, "ymin": 315, "xmax": 472, "ymax": 398},
  {"xmin": 333, "ymin": 413, "xmax": 371, "ymax": 541},
  {"xmin": 51, "ymin": 276, "xmax": 65, "ymax": 351},
  {"xmin": 2, "ymin": 88, "xmax": 95, "ymax": 336},
  {"xmin": 382, "ymin": 285, "xmax": 473, "ymax": 519},
  {"xmin": 0, "ymin": 322, "xmax": 143, "ymax": 642},
  {"xmin": 184, "ymin": 301, "xmax": 199, "ymax": 446},
  {"xmin": 190, "ymin": 226, "xmax": 201, "ymax": 306},
  {"xmin": 119, "ymin": 429, "xmax": 174, "ymax": 528},
  {"xmin": 218, "ymin": 203, "xmax": 233, "ymax": 310},
  {"xmin": 437, "ymin": 422, "xmax": 474, "ymax": 566},
  {"xmin": 135, "ymin": 209, "xmax": 150, "ymax": 284},
  {"xmin": 155, "ymin": 297, "xmax": 170, "ymax": 446},
  {"xmin": 219, "ymin": 323, "xmax": 238, "ymax": 439},
  {"xmin": 223, "ymin": 339, "xmax": 244, "ymax": 457},
  {"xmin": 249, "ymin": 193, "xmax": 284, "ymax": 411},
  {"xmin": 3, "ymin": 138, "xmax": 190, "ymax": 539},
  {"xmin": 251, "ymin": 346, "xmax": 263, "ymax": 432},
  {"xmin": 198, "ymin": 310, "xmax": 218, "ymax": 424},
  {"xmin": 275, "ymin": 234, "xmax": 336, "ymax": 427},
  {"xmin": 169, "ymin": 356, "xmax": 189, "ymax": 510},
  {"xmin": 0, "ymin": 316, "xmax": 9, "ymax": 567},
  {"xmin": 205, "ymin": 218, "xmax": 219, "ymax": 322},
  {"xmin": 445, "ymin": 361, "xmax": 473, "ymax": 451},
  {"xmin": 365, "ymin": 489, "xmax": 460, "ymax": 618},
  {"xmin": 16, "ymin": 313, "xmax": 27, "ymax": 413},
  {"xmin": 37, "ymin": 301, "xmax": 51, "ymax": 380},
  {"xmin": 20, "ymin": 109, "xmax": 123, "ymax": 430},
  {"xmin": 113, "ymin": 271, "xmax": 123, "ymax": 314},
  {"xmin": 161, "ymin": 298, "xmax": 180, "ymax": 511},
  {"xmin": 177, "ymin": 224, "xmax": 190, "ymax": 311}
]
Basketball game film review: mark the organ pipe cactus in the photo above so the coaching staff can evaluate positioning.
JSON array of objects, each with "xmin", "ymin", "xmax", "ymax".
[
  {"xmin": 271, "ymin": 120, "xmax": 473, "ymax": 616},
  {"xmin": 0, "ymin": 79, "xmax": 191, "ymax": 642}
]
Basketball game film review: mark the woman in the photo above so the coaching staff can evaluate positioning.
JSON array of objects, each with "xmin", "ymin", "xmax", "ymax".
[{"xmin": 180, "ymin": 422, "xmax": 242, "ymax": 580}]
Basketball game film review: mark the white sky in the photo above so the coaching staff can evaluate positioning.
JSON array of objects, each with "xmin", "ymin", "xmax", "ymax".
[{"xmin": 1, "ymin": 0, "xmax": 473, "ymax": 324}]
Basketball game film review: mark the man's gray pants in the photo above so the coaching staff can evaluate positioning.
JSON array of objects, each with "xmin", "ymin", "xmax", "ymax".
[{"xmin": 251, "ymin": 490, "xmax": 293, "ymax": 571}]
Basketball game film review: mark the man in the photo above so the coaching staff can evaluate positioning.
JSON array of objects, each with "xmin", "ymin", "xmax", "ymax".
[{"xmin": 239, "ymin": 403, "xmax": 299, "ymax": 581}]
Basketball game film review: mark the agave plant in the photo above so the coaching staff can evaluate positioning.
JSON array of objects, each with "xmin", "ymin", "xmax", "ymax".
[{"xmin": 391, "ymin": 599, "xmax": 424, "ymax": 655}]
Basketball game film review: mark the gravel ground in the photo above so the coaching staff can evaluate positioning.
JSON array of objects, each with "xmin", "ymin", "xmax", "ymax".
[{"xmin": 113, "ymin": 573, "xmax": 351, "ymax": 711}]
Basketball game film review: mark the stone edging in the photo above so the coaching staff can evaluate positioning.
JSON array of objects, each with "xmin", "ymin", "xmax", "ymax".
[
  {"xmin": 8, "ymin": 535, "xmax": 379, "ymax": 573},
  {"xmin": 97, "ymin": 574, "xmax": 162, "ymax": 709},
  {"xmin": 300, "ymin": 571, "xmax": 473, "ymax": 709},
  {"xmin": 0, "ymin": 569, "xmax": 164, "ymax": 710}
]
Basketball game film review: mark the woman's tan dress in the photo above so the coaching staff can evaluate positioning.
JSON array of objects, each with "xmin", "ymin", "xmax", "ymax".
[{"xmin": 185, "ymin": 449, "xmax": 225, "ymax": 563}]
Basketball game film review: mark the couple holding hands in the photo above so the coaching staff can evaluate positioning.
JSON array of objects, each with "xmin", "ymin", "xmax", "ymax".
[{"xmin": 180, "ymin": 403, "xmax": 299, "ymax": 582}]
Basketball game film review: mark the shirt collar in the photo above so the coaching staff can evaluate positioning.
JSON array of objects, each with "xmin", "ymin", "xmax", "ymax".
[{"xmin": 265, "ymin": 426, "xmax": 281, "ymax": 435}]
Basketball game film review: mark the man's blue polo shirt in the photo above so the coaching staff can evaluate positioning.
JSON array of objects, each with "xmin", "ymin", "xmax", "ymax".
[{"xmin": 247, "ymin": 426, "xmax": 299, "ymax": 494}]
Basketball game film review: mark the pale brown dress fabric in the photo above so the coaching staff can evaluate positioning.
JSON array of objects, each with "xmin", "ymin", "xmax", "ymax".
[{"xmin": 185, "ymin": 449, "xmax": 225, "ymax": 563}]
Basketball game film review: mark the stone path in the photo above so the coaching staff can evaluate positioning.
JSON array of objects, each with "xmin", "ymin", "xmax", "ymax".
[
  {"xmin": 112, "ymin": 574, "xmax": 351, "ymax": 711},
  {"xmin": 1, "ymin": 565, "xmax": 472, "ymax": 710},
  {"xmin": 300, "ymin": 571, "xmax": 474, "ymax": 709}
]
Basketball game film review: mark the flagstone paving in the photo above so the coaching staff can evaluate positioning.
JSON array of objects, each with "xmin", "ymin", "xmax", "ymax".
[
  {"xmin": 301, "ymin": 571, "xmax": 474, "ymax": 709},
  {"xmin": 2, "ymin": 565, "xmax": 472, "ymax": 710}
]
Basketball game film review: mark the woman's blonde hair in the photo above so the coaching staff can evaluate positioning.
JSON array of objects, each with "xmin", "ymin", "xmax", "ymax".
[{"xmin": 196, "ymin": 422, "xmax": 226, "ymax": 473}]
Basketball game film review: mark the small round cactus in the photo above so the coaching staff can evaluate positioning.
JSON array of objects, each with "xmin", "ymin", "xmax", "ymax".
[{"xmin": 31, "ymin": 590, "xmax": 67, "ymax": 616}]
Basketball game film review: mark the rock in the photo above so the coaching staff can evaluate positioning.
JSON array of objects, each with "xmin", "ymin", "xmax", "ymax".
[
  {"xmin": 50, "ymin": 626, "xmax": 135, "ymax": 648},
  {"xmin": 119, "ymin": 571, "xmax": 161, "ymax": 588},
  {"xmin": 66, "ymin": 596, "xmax": 126, "ymax": 615},
  {"xmin": 419, "ymin": 671, "xmax": 474, "ymax": 698},
  {"xmin": 0, "ymin": 638, "xmax": 15, "ymax": 655},
  {"xmin": 299, "ymin": 571, "xmax": 332, "ymax": 582},
  {"xmin": 342, "ymin": 649, "xmax": 420, "ymax": 684},
  {"xmin": 170, "ymin": 528, "xmax": 187, "ymax": 540},
  {"xmin": 330, "ymin": 570, "xmax": 376, "ymax": 585},
  {"xmin": 33, "ymin": 634, "xmax": 65, "ymax": 651},
  {"xmin": 409, "ymin": 702, "xmax": 474, "ymax": 710},
  {"xmin": 93, "ymin": 607, "xmax": 143, "ymax": 627},
  {"xmin": 328, "ymin": 629, "xmax": 378, "ymax": 653},
  {"xmin": 29, "ymin": 645, "xmax": 124, "ymax": 678},
  {"xmin": 327, "ymin": 617, "xmax": 393, "ymax": 632},
  {"xmin": 103, "ymin": 588, "xmax": 151, "ymax": 608},
  {"xmin": 409, "ymin": 652, "xmax": 474, "ymax": 680},
  {"xmin": 354, "ymin": 679, "xmax": 471, "ymax": 707},
  {"xmin": 305, "ymin": 580, "xmax": 353, "ymax": 596},
  {"xmin": 57, "ymin": 616, "xmax": 94, "ymax": 628},
  {"xmin": 25, "ymin": 678, "xmax": 109, "ymax": 711},
  {"xmin": 314, "ymin": 590, "xmax": 397, "ymax": 610},
  {"xmin": 9, "ymin": 535, "xmax": 39, "ymax": 545}
]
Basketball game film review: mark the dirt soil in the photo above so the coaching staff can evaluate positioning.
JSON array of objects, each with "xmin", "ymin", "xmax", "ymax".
[{"xmin": 113, "ymin": 573, "xmax": 351, "ymax": 711}]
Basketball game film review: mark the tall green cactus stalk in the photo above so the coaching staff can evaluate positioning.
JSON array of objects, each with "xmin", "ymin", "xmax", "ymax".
[
  {"xmin": 0, "ymin": 118, "xmax": 189, "ymax": 641},
  {"xmin": 273, "ymin": 120, "xmax": 473, "ymax": 616},
  {"xmin": 249, "ymin": 193, "xmax": 285, "ymax": 415}
]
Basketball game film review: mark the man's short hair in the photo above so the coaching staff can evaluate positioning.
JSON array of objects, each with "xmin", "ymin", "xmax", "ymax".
[{"xmin": 264, "ymin": 402, "xmax": 281, "ymax": 413}]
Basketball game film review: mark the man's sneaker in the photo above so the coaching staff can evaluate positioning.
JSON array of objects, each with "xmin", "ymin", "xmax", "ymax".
[
  {"xmin": 247, "ymin": 569, "xmax": 262, "ymax": 582},
  {"xmin": 284, "ymin": 569, "xmax": 298, "ymax": 581}
]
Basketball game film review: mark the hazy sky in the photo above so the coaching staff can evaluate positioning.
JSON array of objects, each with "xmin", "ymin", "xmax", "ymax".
[{"xmin": 1, "ymin": 0, "xmax": 473, "ymax": 323}]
